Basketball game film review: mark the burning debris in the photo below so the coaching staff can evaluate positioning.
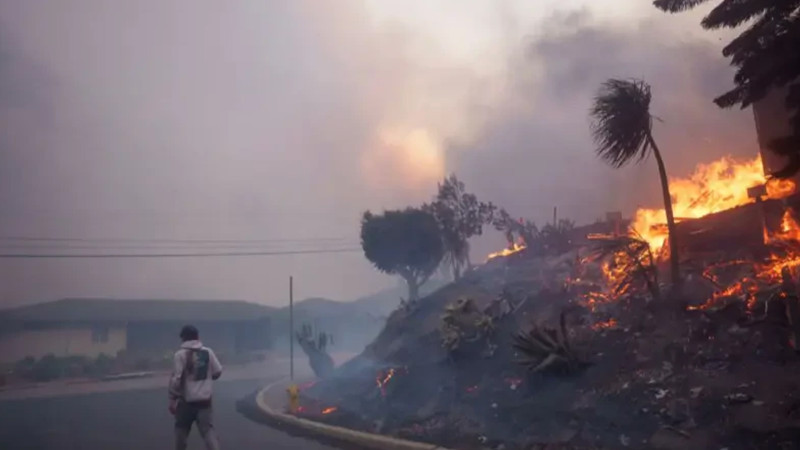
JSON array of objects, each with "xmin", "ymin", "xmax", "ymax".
[
  {"xmin": 581, "ymin": 233, "xmax": 661, "ymax": 304},
  {"xmin": 290, "ymin": 154, "xmax": 800, "ymax": 450},
  {"xmin": 375, "ymin": 366, "xmax": 406, "ymax": 397},
  {"xmin": 632, "ymin": 155, "xmax": 795, "ymax": 250},
  {"xmin": 591, "ymin": 318, "xmax": 618, "ymax": 330}
]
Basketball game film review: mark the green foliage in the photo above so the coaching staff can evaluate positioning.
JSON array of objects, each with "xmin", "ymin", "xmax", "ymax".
[
  {"xmin": 654, "ymin": 0, "xmax": 800, "ymax": 178},
  {"xmin": 30, "ymin": 354, "xmax": 62, "ymax": 382},
  {"xmin": 90, "ymin": 353, "xmax": 114, "ymax": 376},
  {"xmin": 361, "ymin": 208, "xmax": 444, "ymax": 300},
  {"xmin": 14, "ymin": 353, "xmax": 116, "ymax": 381},
  {"xmin": 424, "ymin": 175, "xmax": 496, "ymax": 280},
  {"xmin": 14, "ymin": 356, "xmax": 36, "ymax": 375}
]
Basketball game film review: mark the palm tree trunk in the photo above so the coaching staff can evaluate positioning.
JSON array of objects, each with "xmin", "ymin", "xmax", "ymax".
[{"xmin": 647, "ymin": 133, "xmax": 681, "ymax": 289}]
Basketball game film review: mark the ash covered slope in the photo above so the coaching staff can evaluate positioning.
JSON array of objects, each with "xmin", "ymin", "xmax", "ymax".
[
  {"xmin": 300, "ymin": 244, "xmax": 800, "ymax": 450},
  {"xmin": 345, "ymin": 250, "xmax": 577, "ymax": 368},
  {"xmin": 304, "ymin": 249, "xmax": 625, "ymax": 448}
]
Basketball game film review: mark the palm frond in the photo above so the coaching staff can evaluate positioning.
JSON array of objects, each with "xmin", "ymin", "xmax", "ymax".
[
  {"xmin": 587, "ymin": 233, "xmax": 661, "ymax": 300},
  {"xmin": 701, "ymin": 0, "xmax": 774, "ymax": 29},
  {"xmin": 512, "ymin": 313, "xmax": 587, "ymax": 374},
  {"xmin": 653, "ymin": 0, "xmax": 711, "ymax": 13},
  {"xmin": 590, "ymin": 79, "xmax": 654, "ymax": 168}
]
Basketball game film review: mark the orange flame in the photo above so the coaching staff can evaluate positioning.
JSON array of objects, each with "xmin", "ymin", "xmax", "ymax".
[
  {"xmin": 689, "ymin": 246, "xmax": 800, "ymax": 311},
  {"xmin": 578, "ymin": 291, "xmax": 613, "ymax": 312},
  {"xmin": 591, "ymin": 318, "xmax": 618, "ymax": 330},
  {"xmin": 321, "ymin": 407, "xmax": 338, "ymax": 415},
  {"xmin": 772, "ymin": 209, "xmax": 800, "ymax": 242},
  {"xmin": 633, "ymin": 155, "xmax": 795, "ymax": 250},
  {"xmin": 487, "ymin": 241, "xmax": 526, "ymax": 260},
  {"xmin": 376, "ymin": 368, "xmax": 402, "ymax": 396}
]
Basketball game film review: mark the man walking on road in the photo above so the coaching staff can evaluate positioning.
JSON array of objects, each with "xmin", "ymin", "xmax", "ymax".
[{"xmin": 169, "ymin": 325, "xmax": 223, "ymax": 450}]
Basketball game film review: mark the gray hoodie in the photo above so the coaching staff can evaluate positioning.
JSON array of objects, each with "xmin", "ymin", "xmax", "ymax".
[{"xmin": 168, "ymin": 340, "xmax": 223, "ymax": 403}]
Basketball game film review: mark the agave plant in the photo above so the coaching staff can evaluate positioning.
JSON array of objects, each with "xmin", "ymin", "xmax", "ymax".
[
  {"xmin": 295, "ymin": 323, "xmax": 335, "ymax": 378},
  {"xmin": 512, "ymin": 313, "xmax": 588, "ymax": 374}
]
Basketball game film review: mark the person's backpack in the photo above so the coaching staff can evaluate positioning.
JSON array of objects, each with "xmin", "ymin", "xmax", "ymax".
[{"xmin": 178, "ymin": 348, "xmax": 211, "ymax": 392}]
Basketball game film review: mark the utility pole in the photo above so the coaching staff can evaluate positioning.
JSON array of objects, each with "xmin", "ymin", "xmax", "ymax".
[
  {"xmin": 289, "ymin": 275, "xmax": 294, "ymax": 381},
  {"xmin": 553, "ymin": 206, "xmax": 558, "ymax": 226}
]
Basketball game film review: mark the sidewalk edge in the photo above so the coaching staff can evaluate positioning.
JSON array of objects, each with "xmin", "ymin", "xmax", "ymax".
[{"xmin": 253, "ymin": 378, "xmax": 451, "ymax": 450}]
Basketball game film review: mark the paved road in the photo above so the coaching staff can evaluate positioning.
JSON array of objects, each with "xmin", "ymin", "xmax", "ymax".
[{"xmin": 0, "ymin": 371, "xmax": 339, "ymax": 450}]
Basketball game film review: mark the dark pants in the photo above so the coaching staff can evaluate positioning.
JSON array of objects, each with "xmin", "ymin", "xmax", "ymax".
[{"xmin": 175, "ymin": 400, "xmax": 220, "ymax": 450}]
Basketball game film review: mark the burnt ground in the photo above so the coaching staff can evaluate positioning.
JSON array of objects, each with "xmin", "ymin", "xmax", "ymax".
[{"xmin": 290, "ymin": 250, "xmax": 800, "ymax": 450}]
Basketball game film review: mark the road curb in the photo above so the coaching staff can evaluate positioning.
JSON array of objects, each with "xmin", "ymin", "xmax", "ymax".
[{"xmin": 252, "ymin": 378, "xmax": 452, "ymax": 450}]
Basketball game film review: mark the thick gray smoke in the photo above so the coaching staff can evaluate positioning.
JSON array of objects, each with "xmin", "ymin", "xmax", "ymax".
[{"xmin": 0, "ymin": 2, "xmax": 755, "ymax": 307}]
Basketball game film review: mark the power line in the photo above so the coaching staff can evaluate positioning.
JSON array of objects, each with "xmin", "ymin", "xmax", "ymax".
[
  {"xmin": 0, "ymin": 242, "xmax": 360, "ymax": 251},
  {"xmin": 0, "ymin": 235, "xmax": 354, "ymax": 244},
  {"xmin": 0, "ymin": 247, "xmax": 362, "ymax": 259}
]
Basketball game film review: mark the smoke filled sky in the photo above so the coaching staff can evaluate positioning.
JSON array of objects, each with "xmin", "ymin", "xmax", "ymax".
[{"xmin": 0, "ymin": 1, "xmax": 758, "ymax": 307}]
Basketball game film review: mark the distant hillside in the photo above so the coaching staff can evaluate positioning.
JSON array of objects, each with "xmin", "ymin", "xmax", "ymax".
[{"xmin": 270, "ymin": 279, "xmax": 447, "ymax": 352}]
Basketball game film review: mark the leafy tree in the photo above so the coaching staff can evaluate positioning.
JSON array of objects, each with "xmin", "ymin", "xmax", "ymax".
[
  {"xmin": 360, "ymin": 208, "xmax": 444, "ymax": 301},
  {"xmin": 492, "ymin": 209, "xmax": 576, "ymax": 256},
  {"xmin": 492, "ymin": 208, "xmax": 538, "ymax": 249},
  {"xmin": 424, "ymin": 175, "xmax": 496, "ymax": 280},
  {"xmin": 589, "ymin": 78, "xmax": 681, "ymax": 288},
  {"xmin": 654, "ymin": 0, "xmax": 800, "ymax": 177}
]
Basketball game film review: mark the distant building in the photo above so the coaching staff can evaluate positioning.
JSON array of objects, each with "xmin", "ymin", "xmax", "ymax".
[{"xmin": 0, "ymin": 299, "xmax": 273, "ymax": 364}]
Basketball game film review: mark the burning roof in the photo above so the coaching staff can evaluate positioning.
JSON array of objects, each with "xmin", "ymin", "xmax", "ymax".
[{"xmin": 632, "ymin": 155, "xmax": 795, "ymax": 251}]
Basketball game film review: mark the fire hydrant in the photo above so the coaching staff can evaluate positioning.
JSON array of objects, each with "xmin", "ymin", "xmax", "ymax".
[{"xmin": 286, "ymin": 383, "xmax": 300, "ymax": 414}]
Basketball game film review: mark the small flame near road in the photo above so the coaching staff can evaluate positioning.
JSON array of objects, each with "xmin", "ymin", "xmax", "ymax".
[
  {"xmin": 376, "ymin": 367, "xmax": 407, "ymax": 396},
  {"xmin": 321, "ymin": 406, "xmax": 338, "ymax": 415}
]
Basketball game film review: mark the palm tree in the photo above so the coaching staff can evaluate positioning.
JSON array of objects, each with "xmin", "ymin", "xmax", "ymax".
[{"xmin": 589, "ymin": 78, "xmax": 681, "ymax": 288}]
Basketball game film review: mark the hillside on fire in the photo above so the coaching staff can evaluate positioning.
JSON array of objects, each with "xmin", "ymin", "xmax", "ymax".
[{"xmin": 279, "ymin": 151, "xmax": 800, "ymax": 450}]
